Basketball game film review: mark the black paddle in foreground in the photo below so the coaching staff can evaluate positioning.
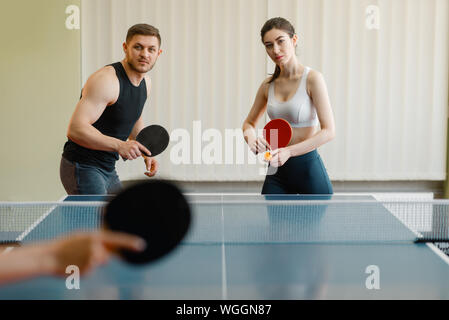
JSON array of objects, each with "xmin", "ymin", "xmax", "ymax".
[{"xmin": 103, "ymin": 180, "xmax": 191, "ymax": 264}]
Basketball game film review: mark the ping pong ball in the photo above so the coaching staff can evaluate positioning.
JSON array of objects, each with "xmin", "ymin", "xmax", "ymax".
[{"xmin": 264, "ymin": 152, "xmax": 272, "ymax": 161}]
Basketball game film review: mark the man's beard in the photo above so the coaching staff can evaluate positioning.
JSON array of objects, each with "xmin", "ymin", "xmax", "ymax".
[{"xmin": 127, "ymin": 59, "xmax": 154, "ymax": 74}]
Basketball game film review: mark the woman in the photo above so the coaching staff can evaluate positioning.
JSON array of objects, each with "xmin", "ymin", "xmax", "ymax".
[{"xmin": 242, "ymin": 17, "xmax": 335, "ymax": 194}]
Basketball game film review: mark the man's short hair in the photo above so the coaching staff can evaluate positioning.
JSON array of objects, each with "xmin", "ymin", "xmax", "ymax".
[{"xmin": 126, "ymin": 24, "xmax": 161, "ymax": 46}]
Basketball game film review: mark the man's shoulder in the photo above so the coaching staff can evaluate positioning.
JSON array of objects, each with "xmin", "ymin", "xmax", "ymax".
[
  {"xmin": 85, "ymin": 65, "xmax": 119, "ymax": 87},
  {"xmin": 92, "ymin": 65, "xmax": 117, "ymax": 80},
  {"xmin": 81, "ymin": 65, "xmax": 120, "ymax": 101}
]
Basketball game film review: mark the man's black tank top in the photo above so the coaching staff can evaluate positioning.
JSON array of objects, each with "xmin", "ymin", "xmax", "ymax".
[{"xmin": 62, "ymin": 62, "xmax": 147, "ymax": 171}]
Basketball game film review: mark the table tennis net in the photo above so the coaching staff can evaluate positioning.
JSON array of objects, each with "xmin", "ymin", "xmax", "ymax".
[{"xmin": 1, "ymin": 200, "xmax": 449, "ymax": 245}]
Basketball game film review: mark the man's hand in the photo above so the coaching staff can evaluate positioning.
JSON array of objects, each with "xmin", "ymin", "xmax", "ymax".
[
  {"xmin": 143, "ymin": 156, "xmax": 158, "ymax": 177},
  {"xmin": 47, "ymin": 231, "xmax": 145, "ymax": 276},
  {"xmin": 0, "ymin": 231, "xmax": 145, "ymax": 285},
  {"xmin": 118, "ymin": 140, "xmax": 151, "ymax": 160}
]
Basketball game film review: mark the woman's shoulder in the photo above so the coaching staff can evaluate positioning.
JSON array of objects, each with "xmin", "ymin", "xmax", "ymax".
[
  {"xmin": 258, "ymin": 77, "xmax": 273, "ymax": 98},
  {"xmin": 261, "ymin": 76, "xmax": 273, "ymax": 85},
  {"xmin": 306, "ymin": 68, "xmax": 324, "ymax": 83},
  {"xmin": 260, "ymin": 76, "xmax": 274, "ymax": 90},
  {"xmin": 306, "ymin": 68, "xmax": 326, "ymax": 94}
]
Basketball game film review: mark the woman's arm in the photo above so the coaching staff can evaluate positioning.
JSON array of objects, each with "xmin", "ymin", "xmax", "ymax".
[
  {"xmin": 242, "ymin": 79, "xmax": 271, "ymax": 153},
  {"xmin": 286, "ymin": 70, "xmax": 335, "ymax": 157}
]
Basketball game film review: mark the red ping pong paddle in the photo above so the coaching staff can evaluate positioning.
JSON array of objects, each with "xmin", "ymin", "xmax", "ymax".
[
  {"xmin": 103, "ymin": 180, "xmax": 191, "ymax": 264},
  {"xmin": 263, "ymin": 118, "xmax": 293, "ymax": 161},
  {"xmin": 124, "ymin": 125, "xmax": 170, "ymax": 161}
]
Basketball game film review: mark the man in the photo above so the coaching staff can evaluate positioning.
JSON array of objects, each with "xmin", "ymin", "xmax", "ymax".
[{"xmin": 60, "ymin": 24, "xmax": 162, "ymax": 195}]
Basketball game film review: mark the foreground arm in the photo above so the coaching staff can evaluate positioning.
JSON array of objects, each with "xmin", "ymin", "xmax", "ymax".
[{"xmin": 0, "ymin": 231, "xmax": 145, "ymax": 285}]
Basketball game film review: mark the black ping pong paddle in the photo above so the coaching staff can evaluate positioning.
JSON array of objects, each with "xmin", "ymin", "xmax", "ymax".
[
  {"xmin": 103, "ymin": 180, "xmax": 191, "ymax": 264},
  {"xmin": 124, "ymin": 125, "xmax": 170, "ymax": 161}
]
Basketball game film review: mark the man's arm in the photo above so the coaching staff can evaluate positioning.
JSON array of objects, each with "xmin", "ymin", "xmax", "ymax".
[
  {"xmin": 67, "ymin": 67, "xmax": 150, "ymax": 160},
  {"xmin": 128, "ymin": 75, "xmax": 151, "ymax": 141},
  {"xmin": 129, "ymin": 116, "xmax": 145, "ymax": 141},
  {"xmin": 0, "ymin": 231, "xmax": 144, "ymax": 285},
  {"xmin": 67, "ymin": 67, "xmax": 121, "ymax": 152}
]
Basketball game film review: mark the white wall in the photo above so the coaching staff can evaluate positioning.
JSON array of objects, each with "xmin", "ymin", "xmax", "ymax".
[{"xmin": 81, "ymin": 0, "xmax": 449, "ymax": 182}]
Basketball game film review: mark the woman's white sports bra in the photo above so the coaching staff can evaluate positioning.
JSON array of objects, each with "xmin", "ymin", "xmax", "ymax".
[{"xmin": 267, "ymin": 67, "xmax": 319, "ymax": 128}]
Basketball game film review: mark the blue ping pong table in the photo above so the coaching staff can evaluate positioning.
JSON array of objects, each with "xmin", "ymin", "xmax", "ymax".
[{"xmin": 1, "ymin": 194, "xmax": 449, "ymax": 299}]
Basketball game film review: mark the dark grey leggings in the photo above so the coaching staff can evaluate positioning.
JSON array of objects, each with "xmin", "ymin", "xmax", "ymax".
[{"xmin": 261, "ymin": 150, "xmax": 333, "ymax": 194}]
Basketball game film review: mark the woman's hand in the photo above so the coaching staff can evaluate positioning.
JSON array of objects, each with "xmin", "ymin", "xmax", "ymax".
[
  {"xmin": 266, "ymin": 147, "xmax": 292, "ymax": 167},
  {"xmin": 249, "ymin": 136, "xmax": 271, "ymax": 155}
]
